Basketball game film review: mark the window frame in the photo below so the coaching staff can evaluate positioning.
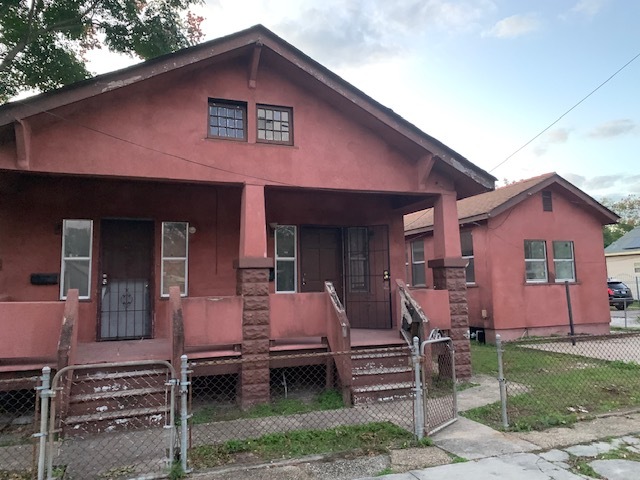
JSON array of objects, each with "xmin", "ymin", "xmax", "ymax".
[
  {"xmin": 553, "ymin": 240, "xmax": 576, "ymax": 283},
  {"xmin": 275, "ymin": 225, "xmax": 297, "ymax": 293},
  {"xmin": 461, "ymin": 230, "xmax": 475, "ymax": 284},
  {"xmin": 410, "ymin": 240, "xmax": 426, "ymax": 287},
  {"xmin": 161, "ymin": 221, "xmax": 189, "ymax": 298},
  {"xmin": 60, "ymin": 219, "xmax": 93, "ymax": 300},
  {"xmin": 524, "ymin": 239, "xmax": 548, "ymax": 283},
  {"xmin": 256, "ymin": 104, "xmax": 293, "ymax": 145},
  {"xmin": 207, "ymin": 99, "xmax": 247, "ymax": 141}
]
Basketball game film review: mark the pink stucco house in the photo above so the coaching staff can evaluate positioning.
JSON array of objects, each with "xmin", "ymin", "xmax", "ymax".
[
  {"xmin": 405, "ymin": 173, "xmax": 618, "ymax": 342},
  {"xmin": 0, "ymin": 25, "xmax": 495, "ymax": 405}
]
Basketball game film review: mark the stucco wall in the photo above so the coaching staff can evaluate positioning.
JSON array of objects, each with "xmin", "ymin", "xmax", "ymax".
[
  {"xmin": 0, "ymin": 57, "xmax": 427, "ymax": 195},
  {"xmin": 484, "ymin": 190, "xmax": 610, "ymax": 338},
  {"xmin": 0, "ymin": 176, "xmax": 242, "ymax": 341}
]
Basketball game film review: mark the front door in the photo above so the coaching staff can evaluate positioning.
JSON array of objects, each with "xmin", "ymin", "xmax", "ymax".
[
  {"xmin": 300, "ymin": 227, "xmax": 344, "ymax": 302},
  {"xmin": 99, "ymin": 219, "xmax": 154, "ymax": 340},
  {"xmin": 344, "ymin": 225, "xmax": 392, "ymax": 329}
]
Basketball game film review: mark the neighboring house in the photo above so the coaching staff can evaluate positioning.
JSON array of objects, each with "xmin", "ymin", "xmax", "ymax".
[
  {"xmin": 404, "ymin": 173, "xmax": 618, "ymax": 342},
  {"xmin": 605, "ymin": 227, "xmax": 640, "ymax": 298},
  {"xmin": 0, "ymin": 25, "xmax": 495, "ymax": 406}
]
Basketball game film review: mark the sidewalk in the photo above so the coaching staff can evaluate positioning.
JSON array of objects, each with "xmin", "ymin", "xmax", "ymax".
[{"xmin": 191, "ymin": 377, "xmax": 640, "ymax": 480}]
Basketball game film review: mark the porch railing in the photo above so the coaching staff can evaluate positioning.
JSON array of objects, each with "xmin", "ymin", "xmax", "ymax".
[
  {"xmin": 324, "ymin": 281, "xmax": 352, "ymax": 404},
  {"xmin": 396, "ymin": 280, "xmax": 429, "ymax": 344}
]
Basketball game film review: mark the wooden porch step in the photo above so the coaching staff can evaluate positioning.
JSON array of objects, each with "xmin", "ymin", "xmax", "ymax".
[
  {"xmin": 351, "ymin": 382, "xmax": 414, "ymax": 405},
  {"xmin": 70, "ymin": 386, "xmax": 167, "ymax": 403},
  {"xmin": 352, "ymin": 365, "xmax": 413, "ymax": 388},
  {"xmin": 65, "ymin": 405, "xmax": 168, "ymax": 426}
]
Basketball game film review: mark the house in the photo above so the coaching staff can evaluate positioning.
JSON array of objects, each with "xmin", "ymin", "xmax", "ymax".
[
  {"xmin": 404, "ymin": 173, "xmax": 618, "ymax": 342},
  {"xmin": 0, "ymin": 25, "xmax": 495, "ymax": 407},
  {"xmin": 605, "ymin": 227, "xmax": 640, "ymax": 298}
]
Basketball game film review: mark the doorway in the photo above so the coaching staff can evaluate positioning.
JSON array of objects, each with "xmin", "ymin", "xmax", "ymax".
[
  {"xmin": 299, "ymin": 225, "xmax": 392, "ymax": 329},
  {"xmin": 99, "ymin": 219, "xmax": 154, "ymax": 340}
]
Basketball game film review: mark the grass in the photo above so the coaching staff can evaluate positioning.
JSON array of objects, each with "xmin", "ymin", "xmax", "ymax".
[
  {"xmin": 191, "ymin": 389, "xmax": 344, "ymax": 424},
  {"xmin": 375, "ymin": 467, "xmax": 394, "ymax": 476},
  {"xmin": 189, "ymin": 421, "xmax": 416, "ymax": 469},
  {"xmin": 465, "ymin": 342, "xmax": 640, "ymax": 431},
  {"xmin": 0, "ymin": 471, "xmax": 32, "ymax": 480},
  {"xmin": 566, "ymin": 440, "xmax": 640, "ymax": 478}
]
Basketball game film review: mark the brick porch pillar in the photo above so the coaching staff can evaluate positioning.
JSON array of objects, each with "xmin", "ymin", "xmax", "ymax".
[
  {"xmin": 429, "ymin": 259, "xmax": 471, "ymax": 380},
  {"xmin": 236, "ymin": 183, "xmax": 273, "ymax": 409},
  {"xmin": 236, "ymin": 262, "xmax": 272, "ymax": 409}
]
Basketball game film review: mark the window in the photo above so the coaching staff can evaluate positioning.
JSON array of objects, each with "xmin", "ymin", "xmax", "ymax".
[
  {"xmin": 411, "ymin": 240, "xmax": 426, "ymax": 286},
  {"xmin": 275, "ymin": 226, "xmax": 296, "ymax": 293},
  {"xmin": 60, "ymin": 219, "xmax": 93, "ymax": 299},
  {"xmin": 347, "ymin": 227, "xmax": 369, "ymax": 292},
  {"xmin": 553, "ymin": 241, "xmax": 575, "ymax": 282},
  {"xmin": 524, "ymin": 240, "xmax": 548, "ymax": 283},
  {"xmin": 208, "ymin": 100, "xmax": 246, "ymax": 140},
  {"xmin": 461, "ymin": 230, "xmax": 475, "ymax": 284},
  {"xmin": 257, "ymin": 105, "xmax": 292, "ymax": 144},
  {"xmin": 635, "ymin": 262, "xmax": 640, "ymax": 274},
  {"xmin": 162, "ymin": 222, "xmax": 188, "ymax": 296},
  {"xmin": 542, "ymin": 190, "xmax": 553, "ymax": 212}
]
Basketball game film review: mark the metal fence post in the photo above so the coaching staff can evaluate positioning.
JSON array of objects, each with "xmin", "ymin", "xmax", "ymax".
[
  {"xmin": 180, "ymin": 355, "xmax": 191, "ymax": 473},
  {"xmin": 36, "ymin": 367, "xmax": 51, "ymax": 480},
  {"xmin": 412, "ymin": 336, "xmax": 425, "ymax": 440},
  {"xmin": 495, "ymin": 334, "xmax": 509, "ymax": 429}
]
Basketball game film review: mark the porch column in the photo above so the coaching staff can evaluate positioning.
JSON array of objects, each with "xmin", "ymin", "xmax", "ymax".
[
  {"xmin": 427, "ymin": 193, "xmax": 471, "ymax": 380},
  {"xmin": 236, "ymin": 183, "xmax": 273, "ymax": 409}
]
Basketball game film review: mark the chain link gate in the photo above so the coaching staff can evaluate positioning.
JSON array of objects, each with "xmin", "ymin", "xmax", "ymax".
[
  {"xmin": 40, "ymin": 360, "xmax": 178, "ymax": 479},
  {"xmin": 413, "ymin": 336, "xmax": 457, "ymax": 438}
]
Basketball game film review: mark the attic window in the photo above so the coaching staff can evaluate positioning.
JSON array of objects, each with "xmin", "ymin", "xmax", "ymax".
[
  {"xmin": 257, "ymin": 105, "xmax": 293, "ymax": 145},
  {"xmin": 208, "ymin": 99, "xmax": 247, "ymax": 141},
  {"xmin": 542, "ymin": 190, "xmax": 553, "ymax": 212}
]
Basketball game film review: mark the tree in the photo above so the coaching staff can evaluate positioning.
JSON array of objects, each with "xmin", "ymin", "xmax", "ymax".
[
  {"xmin": 600, "ymin": 195, "xmax": 640, "ymax": 247},
  {"xmin": 0, "ymin": 0, "xmax": 204, "ymax": 103}
]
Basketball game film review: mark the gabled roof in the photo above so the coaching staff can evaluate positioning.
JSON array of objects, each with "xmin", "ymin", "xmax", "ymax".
[
  {"xmin": 605, "ymin": 226, "xmax": 640, "ymax": 255},
  {"xmin": 0, "ymin": 24, "xmax": 495, "ymax": 196},
  {"xmin": 404, "ymin": 172, "xmax": 619, "ymax": 234}
]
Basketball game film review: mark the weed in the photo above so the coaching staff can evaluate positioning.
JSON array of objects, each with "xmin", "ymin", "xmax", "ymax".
[
  {"xmin": 376, "ymin": 467, "xmax": 394, "ymax": 476},
  {"xmin": 417, "ymin": 437, "xmax": 433, "ymax": 447},
  {"xmin": 450, "ymin": 454, "xmax": 468, "ymax": 463},
  {"xmin": 189, "ymin": 421, "xmax": 414, "ymax": 469}
]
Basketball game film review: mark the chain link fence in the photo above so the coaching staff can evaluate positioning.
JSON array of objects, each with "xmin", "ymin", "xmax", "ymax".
[
  {"xmin": 187, "ymin": 347, "xmax": 418, "ymax": 470},
  {"xmin": 421, "ymin": 338, "xmax": 456, "ymax": 435},
  {"xmin": 0, "ymin": 376, "xmax": 40, "ymax": 479},
  {"xmin": 497, "ymin": 332, "xmax": 640, "ymax": 430}
]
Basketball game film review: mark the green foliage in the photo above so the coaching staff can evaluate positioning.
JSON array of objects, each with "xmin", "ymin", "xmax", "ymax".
[
  {"xmin": 375, "ymin": 467, "xmax": 394, "ymax": 476},
  {"xmin": 0, "ymin": 0, "xmax": 204, "ymax": 102},
  {"xmin": 600, "ymin": 195, "xmax": 640, "ymax": 247},
  {"xmin": 189, "ymin": 422, "xmax": 415, "ymax": 469},
  {"xmin": 168, "ymin": 462, "xmax": 185, "ymax": 480},
  {"xmin": 450, "ymin": 454, "xmax": 468, "ymax": 463}
]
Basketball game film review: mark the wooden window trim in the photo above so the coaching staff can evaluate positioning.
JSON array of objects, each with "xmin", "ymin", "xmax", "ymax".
[
  {"xmin": 256, "ymin": 104, "xmax": 293, "ymax": 146},
  {"xmin": 208, "ymin": 99, "xmax": 247, "ymax": 142}
]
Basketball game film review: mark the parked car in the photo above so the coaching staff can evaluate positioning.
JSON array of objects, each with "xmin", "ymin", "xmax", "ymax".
[{"xmin": 607, "ymin": 280, "xmax": 635, "ymax": 310}]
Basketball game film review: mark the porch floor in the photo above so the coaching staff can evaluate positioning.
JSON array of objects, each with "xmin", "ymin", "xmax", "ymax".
[
  {"xmin": 75, "ymin": 338, "xmax": 171, "ymax": 365},
  {"xmin": 350, "ymin": 328, "xmax": 406, "ymax": 348}
]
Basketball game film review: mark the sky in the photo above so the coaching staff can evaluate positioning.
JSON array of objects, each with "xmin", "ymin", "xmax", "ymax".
[{"xmin": 84, "ymin": 0, "xmax": 640, "ymax": 199}]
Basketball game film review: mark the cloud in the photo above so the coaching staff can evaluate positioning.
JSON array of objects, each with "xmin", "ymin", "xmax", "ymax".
[
  {"xmin": 276, "ymin": 0, "xmax": 496, "ymax": 67},
  {"xmin": 482, "ymin": 13, "xmax": 540, "ymax": 39},
  {"xmin": 570, "ymin": 0, "xmax": 608, "ymax": 17},
  {"xmin": 587, "ymin": 119, "xmax": 637, "ymax": 139},
  {"xmin": 562, "ymin": 173, "xmax": 586, "ymax": 188},
  {"xmin": 532, "ymin": 127, "xmax": 571, "ymax": 156}
]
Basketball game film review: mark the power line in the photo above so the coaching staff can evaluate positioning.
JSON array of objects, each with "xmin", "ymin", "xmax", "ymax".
[
  {"xmin": 8, "ymin": 99, "xmax": 299, "ymax": 188},
  {"xmin": 489, "ymin": 49, "xmax": 640, "ymax": 173}
]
